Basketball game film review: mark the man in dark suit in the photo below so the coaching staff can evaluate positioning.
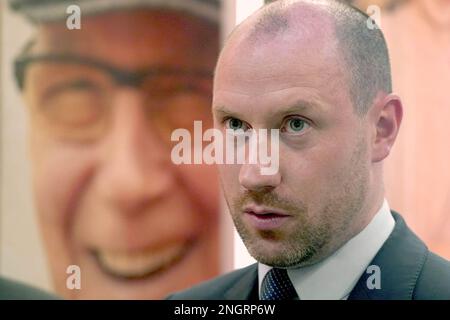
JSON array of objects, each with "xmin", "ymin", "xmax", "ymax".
[{"xmin": 168, "ymin": 0, "xmax": 450, "ymax": 300}]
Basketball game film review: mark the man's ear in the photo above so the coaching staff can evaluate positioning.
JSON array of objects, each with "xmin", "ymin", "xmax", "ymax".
[{"xmin": 369, "ymin": 93, "xmax": 403, "ymax": 163}]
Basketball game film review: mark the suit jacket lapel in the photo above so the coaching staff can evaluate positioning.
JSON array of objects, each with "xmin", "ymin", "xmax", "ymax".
[
  {"xmin": 222, "ymin": 212, "xmax": 427, "ymax": 300},
  {"xmin": 224, "ymin": 263, "xmax": 259, "ymax": 300},
  {"xmin": 349, "ymin": 211, "xmax": 428, "ymax": 300}
]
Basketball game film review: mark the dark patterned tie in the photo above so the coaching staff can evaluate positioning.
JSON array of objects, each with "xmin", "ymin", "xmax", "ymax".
[{"xmin": 260, "ymin": 268, "xmax": 299, "ymax": 300}]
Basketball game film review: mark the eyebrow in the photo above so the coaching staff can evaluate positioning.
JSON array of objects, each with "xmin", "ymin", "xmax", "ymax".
[
  {"xmin": 213, "ymin": 105, "xmax": 239, "ymax": 117},
  {"xmin": 213, "ymin": 99, "xmax": 325, "ymax": 118},
  {"xmin": 14, "ymin": 53, "xmax": 213, "ymax": 90},
  {"xmin": 275, "ymin": 100, "xmax": 324, "ymax": 116}
]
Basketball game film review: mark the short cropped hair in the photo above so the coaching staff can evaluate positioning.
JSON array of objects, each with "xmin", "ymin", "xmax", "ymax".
[{"xmin": 246, "ymin": 0, "xmax": 392, "ymax": 115}]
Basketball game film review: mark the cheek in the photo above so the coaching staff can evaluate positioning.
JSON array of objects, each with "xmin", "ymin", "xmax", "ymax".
[
  {"xmin": 217, "ymin": 163, "xmax": 241, "ymax": 194},
  {"xmin": 280, "ymin": 139, "xmax": 355, "ymax": 201},
  {"xmin": 31, "ymin": 139, "xmax": 96, "ymax": 227},
  {"xmin": 175, "ymin": 163, "xmax": 220, "ymax": 219},
  {"xmin": 30, "ymin": 137, "xmax": 96, "ymax": 295}
]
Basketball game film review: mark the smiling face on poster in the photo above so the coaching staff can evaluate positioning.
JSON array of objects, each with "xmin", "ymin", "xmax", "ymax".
[{"xmin": 14, "ymin": 3, "xmax": 221, "ymax": 299}]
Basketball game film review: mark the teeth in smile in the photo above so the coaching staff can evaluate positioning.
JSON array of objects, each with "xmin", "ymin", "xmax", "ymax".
[{"xmin": 96, "ymin": 242, "xmax": 188, "ymax": 278}]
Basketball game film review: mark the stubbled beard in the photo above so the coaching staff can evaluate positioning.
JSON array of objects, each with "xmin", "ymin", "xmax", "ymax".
[
  {"xmin": 228, "ymin": 190, "xmax": 331, "ymax": 268},
  {"xmin": 224, "ymin": 136, "xmax": 369, "ymax": 268}
]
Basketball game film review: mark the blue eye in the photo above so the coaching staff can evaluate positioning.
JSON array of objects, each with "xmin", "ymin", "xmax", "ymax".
[
  {"xmin": 282, "ymin": 117, "xmax": 309, "ymax": 133},
  {"xmin": 225, "ymin": 118, "xmax": 248, "ymax": 131}
]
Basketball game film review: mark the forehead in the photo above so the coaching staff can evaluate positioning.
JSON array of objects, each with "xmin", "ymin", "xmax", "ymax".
[
  {"xmin": 213, "ymin": 6, "xmax": 350, "ymax": 114},
  {"xmin": 32, "ymin": 10, "xmax": 219, "ymax": 69}
]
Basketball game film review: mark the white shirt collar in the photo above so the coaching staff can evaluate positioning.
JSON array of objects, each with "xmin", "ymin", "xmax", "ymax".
[{"xmin": 258, "ymin": 199, "xmax": 395, "ymax": 300}]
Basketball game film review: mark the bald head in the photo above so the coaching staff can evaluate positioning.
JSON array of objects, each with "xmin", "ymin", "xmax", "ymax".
[
  {"xmin": 218, "ymin": 0, "xmax": 392, "ymax": 115},
  {"xmin": 213, "ymin": 0, "xmax": 402, "ymax": 270}
]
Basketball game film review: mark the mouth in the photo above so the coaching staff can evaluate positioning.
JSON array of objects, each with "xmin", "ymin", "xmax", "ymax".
[
  {"xmin": 91, "ymin": 239, "xmax": 194, "ymax": 281},
  {"xmin": 243, "ymin": 206, "xmax": 291, "ymax": 231}
]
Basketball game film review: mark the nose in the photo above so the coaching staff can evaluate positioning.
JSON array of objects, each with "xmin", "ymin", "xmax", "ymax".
[
  {"xmin": 238, "ymin": 163, "xmax": 281, "ymax": 192},
  {"xmin": 96, "ymin": 88, "xmax": 174, "ymax": 215}
]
